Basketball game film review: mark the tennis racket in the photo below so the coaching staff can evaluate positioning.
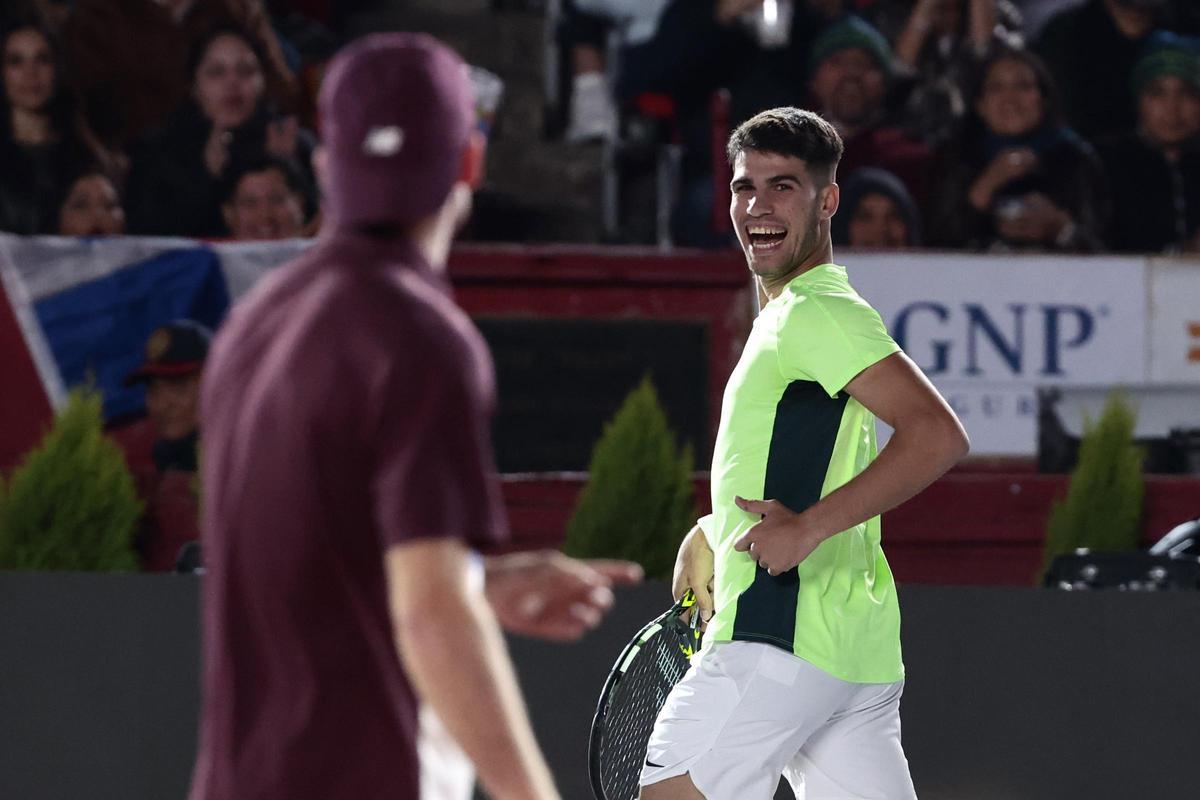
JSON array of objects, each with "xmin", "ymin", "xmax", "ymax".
[{"xmin": 588, "ymin": 590, "xmax": 703, "ymax": 800}]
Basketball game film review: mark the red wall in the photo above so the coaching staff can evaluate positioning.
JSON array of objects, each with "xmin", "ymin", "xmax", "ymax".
[
  {"xmin": 500, "ymin": 470, "xmax": 1200, "ymax": 586},
  {"xmin": 450, "ymin": 245, "xmax": 752, "ymax": 451},
  {"xmin": 0, "ymin": 280, "xmax": 52, "ymax": 472}
]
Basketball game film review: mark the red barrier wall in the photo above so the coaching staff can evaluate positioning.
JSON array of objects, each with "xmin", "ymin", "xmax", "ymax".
[
  {"xmin": 500, "ymin": 471, "xmax": 1200, "ymax": 586},
  {"xmin": 0, "ymin": 278, "xmax": 52, "ymax": 472},
  {"xmin": 450, "ymin": 245, "xmax": 751, "ymax": 450}
]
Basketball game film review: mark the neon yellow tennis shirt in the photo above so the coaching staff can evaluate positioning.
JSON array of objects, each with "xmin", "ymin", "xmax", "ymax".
[{"xmin": 701, "ymin": 263, "xmax": 904, "ymax": 684}]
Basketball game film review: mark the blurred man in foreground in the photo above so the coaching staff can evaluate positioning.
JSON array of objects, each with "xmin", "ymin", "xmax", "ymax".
[{"xmin": 190, "ymin": 33, "xmax": 639, "ymax": 800}]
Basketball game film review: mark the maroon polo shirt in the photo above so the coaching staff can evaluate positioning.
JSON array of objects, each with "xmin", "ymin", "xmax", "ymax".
[{"xmin": 189, "ymin": 231, "xmax": 508, "ymax": 800}]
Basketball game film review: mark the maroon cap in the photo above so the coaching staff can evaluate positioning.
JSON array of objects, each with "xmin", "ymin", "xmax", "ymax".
[
  {"xmin": 124, "ymin": 320, "xmax": 212, "ymax": 386},
  {"xmin": 319, "ymin": 32, "xmax": 474, "ymax": 228}
]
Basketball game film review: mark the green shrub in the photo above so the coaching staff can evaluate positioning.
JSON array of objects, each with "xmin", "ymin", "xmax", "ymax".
[
  {"xmin": 1042, "ymin": 392, "xmax": 1144, "ymax": 578},
  {"xmin": 564, "ymin": 376, "xmax": 698, "ymax": 580},
  {"xmin": 0, "ymin": 387, "xmax": 141, "ymax": 571}
]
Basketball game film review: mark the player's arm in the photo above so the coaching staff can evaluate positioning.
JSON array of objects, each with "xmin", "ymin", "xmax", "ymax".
[
  {"xmin": 735, "ymin": 352, "xmax": 969, "ymax": 573},
  {"xmin": 386, "ymin": 539, "xmax": 560, "ymax": 800}
]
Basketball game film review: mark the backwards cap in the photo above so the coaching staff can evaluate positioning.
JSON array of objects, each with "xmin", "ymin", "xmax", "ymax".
[{"xmin": 319, "ymin": 32, "xmax": 474, "ymax": 228}]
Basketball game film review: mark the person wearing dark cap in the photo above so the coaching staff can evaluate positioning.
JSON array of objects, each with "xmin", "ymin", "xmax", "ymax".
[
  {"xmin": 190, "ymin": 33, "xmax": 640, "ymax": 800},
  {"xmin": 1099, "ymin": 32, "xmax": 1200, "ymax": 252},
  {"xmin": 806, "ymin": 16, "xmax": 932, "ymax": 207},
  {"xmin": 116, "ymin": 320, "xmax": 210, "ymax": 571},
  {"xmin": 832, "ymin": 167, "xmax": 922, "ymax": 249}
]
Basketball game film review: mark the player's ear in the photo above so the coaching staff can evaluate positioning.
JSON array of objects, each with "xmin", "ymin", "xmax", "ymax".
[
  {"xmin": 312, "ymin": 145, "xmax": 329, "ymax": 195},
  {"xmin": 820, "ymin": 181, "xmax": 840, "ymax": 221},
  {"xmin": 458, "ymin": 130, "xmax": 486, "ymax": 190}
]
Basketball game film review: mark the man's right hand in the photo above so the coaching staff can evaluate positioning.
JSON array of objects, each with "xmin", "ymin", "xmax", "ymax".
[{"xmin": 671, "ymin": 524, "xmax": 715, "ymax": 624}]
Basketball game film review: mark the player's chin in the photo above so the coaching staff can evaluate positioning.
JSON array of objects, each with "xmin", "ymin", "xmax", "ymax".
[{"xmin": 745, "ymin": 245, "xmax": 790, "ymax": 274}]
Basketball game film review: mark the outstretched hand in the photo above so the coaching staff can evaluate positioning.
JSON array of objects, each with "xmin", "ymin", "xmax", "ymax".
[
  {"xmin": 732, "ymin": 496, "xmax": 824, "ymax": 576},
  {"xmin": 484, "ymin": 551, "xmax": 643, "ymax": 641}
]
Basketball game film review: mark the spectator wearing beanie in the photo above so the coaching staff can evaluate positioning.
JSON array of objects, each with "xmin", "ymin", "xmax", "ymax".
[
  {"xmin": 806, "ymin": 16, "xmax": 932, "ymax": 208},
  {"xmin": 832, "ymin": 167, "xmax": 922, "ymax": 249},
  {"xmin": 1033, "ymin": 0, "xmax": 1200, "ymax": 143},
  {"xmin": 1098, "ymin": 32, "xmax": 1200, "ymax": 253}
]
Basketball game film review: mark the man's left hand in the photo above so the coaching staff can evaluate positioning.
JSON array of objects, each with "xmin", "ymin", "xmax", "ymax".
[
  {"xmin": 484, "ymin": 551, "xmax": 643, "ymax": 641},
  {"xmin": 732, "ymin": 496, "xmax": 824, "ymax": 575}
]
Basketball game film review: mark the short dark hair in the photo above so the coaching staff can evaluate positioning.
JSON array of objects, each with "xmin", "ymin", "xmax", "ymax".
[
  {"xmin": 52, "ymin": 160, "xmax": 122, "ymax": 214},
  {"xmin": 217, "ymin": 153, "xmax": 311, "ymax": 208},
  {"xmin": 726, "ymin": 107, "xmax": 844, "ymax": 179}
]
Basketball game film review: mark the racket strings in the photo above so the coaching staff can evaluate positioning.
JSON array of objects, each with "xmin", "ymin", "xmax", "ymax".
[{"xmin": 597, "ymin": 625, "xmax": 697, "ymax": 800}]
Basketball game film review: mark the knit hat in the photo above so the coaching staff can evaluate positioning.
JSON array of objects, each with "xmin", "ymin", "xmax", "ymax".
[
  {"xmin": 808, "ymin": 16, "xmax": 894, "ymax": 79},
  {"xmin": 831, "ymin": 167, "xmax": 921, "ymax": 247},
  {"xmin": 1131, "ymin": 32, "xmax": 1200, "ymax": 96}
]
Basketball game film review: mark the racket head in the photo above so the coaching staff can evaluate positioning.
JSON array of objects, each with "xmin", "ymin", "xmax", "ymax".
[{"xmin": 588, "ymin": 591, "xmax": 702, "ymax": 800}]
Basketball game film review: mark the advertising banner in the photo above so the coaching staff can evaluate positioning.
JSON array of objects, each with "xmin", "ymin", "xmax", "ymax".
[
  {"xmin": 1147, "ymin": 257, "xmax": 1200, "ymax": 385},
  {"xmin": 844, "ymin": 254, "xmax": 1150, "ymax": 455}
]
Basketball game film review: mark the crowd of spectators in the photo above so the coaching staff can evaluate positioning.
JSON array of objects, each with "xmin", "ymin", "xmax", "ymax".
[
  {"xmin": 0, "ymin": 0, "xmax": 333, "ymax": 242},
  {"xmin": 561, "ymin": 0, "xmax": 1200, "ymax": 254},
  {"xmin": 0, "ymin": 1, "xmax": 1198, "ymax": 254}
]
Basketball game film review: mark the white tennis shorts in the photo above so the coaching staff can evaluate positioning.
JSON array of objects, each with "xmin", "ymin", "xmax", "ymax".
[{"xmin": 639, "ymin": 641, "xmax": 916, "ymax": 800}]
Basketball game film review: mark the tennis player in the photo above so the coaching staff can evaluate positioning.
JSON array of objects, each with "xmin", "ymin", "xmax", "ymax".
[
  {"xmin": 640, "ymin": 108, "xmax": 969, "ymax": 799},
  {"xmin": 190, "ymin": 33, "xmax": 639, "ymax": 800}
]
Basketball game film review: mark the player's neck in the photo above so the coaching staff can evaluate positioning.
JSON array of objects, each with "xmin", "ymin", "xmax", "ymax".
[
  {"xmin": 409, "ymin": 222, "xmax": 453, "ymax": 270},
  {"xmin": 409, "ymin": 184, "xmax": 472, "ymax": 271},
  {"xmin": 761, "ymin": 242, "xmax": 835, "ymax": 300}
]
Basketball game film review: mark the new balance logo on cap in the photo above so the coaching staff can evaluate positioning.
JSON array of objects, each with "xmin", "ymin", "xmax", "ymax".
[{"xmin": 363, "ymin": 126, "xmax": 405, "ymax": 156}]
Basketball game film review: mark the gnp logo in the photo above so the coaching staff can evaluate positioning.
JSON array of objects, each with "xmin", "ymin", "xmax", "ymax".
[{"xmin": 890, "ymin": 302, "xmax": 1107, "ymax": 378}]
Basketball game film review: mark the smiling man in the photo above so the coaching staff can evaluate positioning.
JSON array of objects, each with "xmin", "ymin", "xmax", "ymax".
[
  {"xmin": 639, "ymin": 107, "xmax": 969, "ymax": 800},
  {"xmin": 219, "ymin": 154, "xmax": 311, "ymax": 240}
]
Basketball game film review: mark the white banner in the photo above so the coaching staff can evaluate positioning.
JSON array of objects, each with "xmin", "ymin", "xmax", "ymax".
[
  {"xmin": 842, "ymin": 253, "xmax": 1151, "ymax": 455},
  {"xmin": 1148, "ymin": 257, "xmax": 1200, "ymax": 384}
]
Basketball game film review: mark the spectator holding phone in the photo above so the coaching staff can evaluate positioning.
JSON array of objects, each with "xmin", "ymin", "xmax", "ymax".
[{"xmin": 927, "ymin": 46, "xmax": 1109, "ymax": 252}]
